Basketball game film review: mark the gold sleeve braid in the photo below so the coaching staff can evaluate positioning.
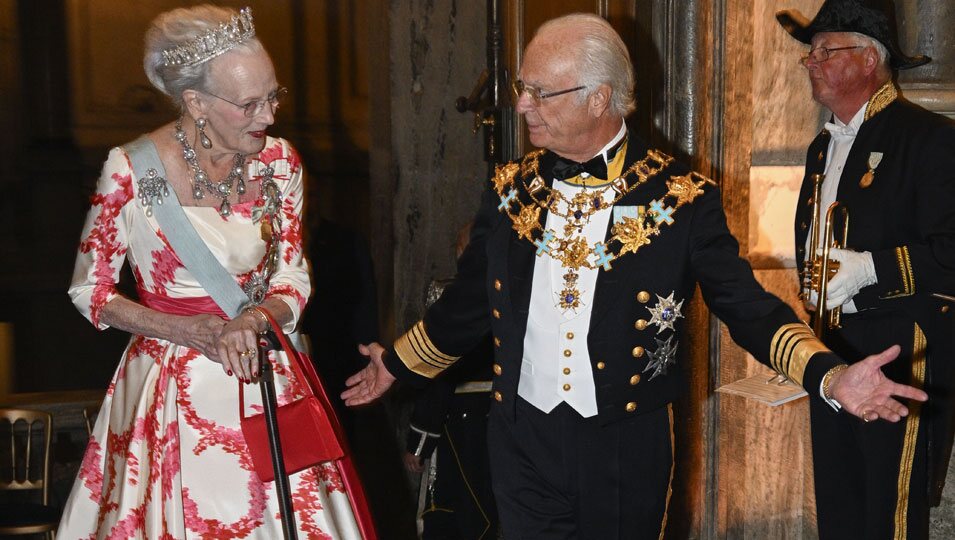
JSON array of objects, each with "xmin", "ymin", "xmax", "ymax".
[
  {"xmin": 770, "ymin": 323, "xmax": 832, "ymax": 386},
  {"xmin": 393, "ymin": 320, "xmax": 461, "ymax": 379},
  {"xmin": 885, "ymin": 246, "xmax": 915, "ymax": 298}
]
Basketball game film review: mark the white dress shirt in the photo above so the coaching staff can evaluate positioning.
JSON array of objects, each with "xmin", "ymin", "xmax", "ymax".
[
  {"xmin": 810, "ymin": 106, "xmax": 865, "ymax": 410},
  {"xmin": 518, "ymin": 122, "xmax": 627, "ymax": 418}
]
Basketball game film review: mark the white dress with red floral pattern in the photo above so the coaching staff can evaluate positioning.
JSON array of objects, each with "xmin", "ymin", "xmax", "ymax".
[{"xmin": 58, "ymin": 137, "xmax": 363, "ymax": 539}]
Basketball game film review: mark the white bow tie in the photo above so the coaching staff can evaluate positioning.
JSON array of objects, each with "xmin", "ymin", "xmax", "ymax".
[{"xmin": 825, "ymin": 122, "xmax": 857, "ymax": 139}]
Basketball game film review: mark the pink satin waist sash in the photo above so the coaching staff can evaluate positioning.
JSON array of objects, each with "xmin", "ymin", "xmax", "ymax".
[{"xmin": 138, "ymin": 288, "xmax": 228, "ymax": 319}]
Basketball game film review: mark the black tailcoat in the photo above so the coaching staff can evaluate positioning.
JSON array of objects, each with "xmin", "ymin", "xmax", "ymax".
[
  {"xmin": 794, "ymin": 94, "xmax": 955, "ymax": 506},
  {"xmin": 386, "ymin": 132, "xmax": 841, "ymax": 425}
]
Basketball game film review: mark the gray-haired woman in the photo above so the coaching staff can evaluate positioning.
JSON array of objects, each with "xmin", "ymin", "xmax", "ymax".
[{"xmin": 58, "ymin": 5, "xmax": 371, "ymax": 538}]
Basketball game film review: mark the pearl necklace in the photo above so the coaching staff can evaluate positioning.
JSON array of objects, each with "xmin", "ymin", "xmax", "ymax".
[{"xmin": 175, "ymin": 116, "xmax": 246, "ymax": 216}]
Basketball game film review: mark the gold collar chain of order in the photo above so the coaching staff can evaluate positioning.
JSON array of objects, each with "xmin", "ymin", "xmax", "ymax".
[{"xmin": 493, "ymin": 148, "xmax": 715, "ymax": 275}]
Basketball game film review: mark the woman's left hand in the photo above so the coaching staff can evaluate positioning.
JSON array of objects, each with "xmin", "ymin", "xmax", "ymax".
[{"xmin": 216, "ymin": 311, "xmax": 264, "ymax": 382}]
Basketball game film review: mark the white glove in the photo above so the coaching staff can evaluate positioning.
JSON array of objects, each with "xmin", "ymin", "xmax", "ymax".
[
  {"xmin": 804, "ymin": 290, "xmax": 858, "ymax": 314},
  {"xmin": 825, "ymin": 248, "xmax": 877, "ymax": 307}
]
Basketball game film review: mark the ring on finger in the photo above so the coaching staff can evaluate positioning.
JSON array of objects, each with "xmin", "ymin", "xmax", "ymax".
[
  {"xmin": 862, "ymin": 410, "xmax": 871, "ymax": 423},
  {"xmin": 239, "ymin": 348, "xmax": 255, "ymax": 358}
]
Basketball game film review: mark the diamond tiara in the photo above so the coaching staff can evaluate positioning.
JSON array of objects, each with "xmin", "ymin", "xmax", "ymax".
[{"xmin": 161, "ymin": 7, "xmax": 256, "ymax": 68}]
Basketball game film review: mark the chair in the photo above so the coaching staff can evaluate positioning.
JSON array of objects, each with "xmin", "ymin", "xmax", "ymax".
[
  {"xmin": 0, "ymin": 408, "xmax": 58, "ymax": 539},
  {"xmin": 82, "ymin": 404, "xmax": 100, "ymax": 437}
]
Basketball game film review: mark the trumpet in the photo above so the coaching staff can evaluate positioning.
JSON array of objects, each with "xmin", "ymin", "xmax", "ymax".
[{"xmin": 800, "ymin": 173, "xmax": 850, "ymax": 339}]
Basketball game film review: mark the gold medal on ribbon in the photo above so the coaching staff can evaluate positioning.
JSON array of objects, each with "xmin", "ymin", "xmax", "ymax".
[{"xmin": 860, "ymin": 151, "xmax": 883, "ymax": 189}]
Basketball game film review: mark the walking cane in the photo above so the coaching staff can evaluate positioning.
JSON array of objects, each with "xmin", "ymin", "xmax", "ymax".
[{"xmin": 258, "ymin": 333, "xmax": 299, "ymax": 540}]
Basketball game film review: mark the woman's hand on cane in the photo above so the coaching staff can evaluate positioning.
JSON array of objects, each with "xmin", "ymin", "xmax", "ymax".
[{"xmin": 216, "ymin": 311, "xmax": 265, "ymax": 382}]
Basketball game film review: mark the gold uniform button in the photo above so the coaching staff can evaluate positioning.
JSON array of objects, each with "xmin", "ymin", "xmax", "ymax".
[
  {"xmin": 630, "ymin": 374, "xmax": 641, "ymax": 385},
  {"xmin": 563, "ymin": 349, "xmax": 572, "ymax": 357},
  {"xmin": 637, "ymin": 291, "xmax": 651, "ymax": 303},
  {"xmin": 494, "ymin": 337, "xmax": 501, "ymax": 347},
  {"xmin": 563, "ymin": 383, "xmax": 571, "ymax": 391},
  {"xmin": 942, "ymin": 305, "xmax": 950, "ymax": 314},
  {"xmin": 596, "ymin": 362, "xmax": 606, "ymax": 370},
  {"xmin": 493, "ymin": 364, "xmax": 502, "ymax": 375},
  {"xmin": 492, "ymin": 309, "xmax": 501, "ymax": 319},
  {"xmin": 626, "ymin": 402, "xmax": 637, "ymax": 412},
  {"xmin": 635, "ymin": 319, "xmax": 648, "ymax": 331},
  {"xmin": 494, "ymin": 391, "xmax": 503, "ymax": 402},
  {"xmin": 494, "ymin": 279, "xmax": 502, "ymax": 291},
  {"xmin": 562, "ymin": 367, "xmax": 571, "ymax": 375},
  {"xmin": 632, "ymin": 346, "xmax": 645, "ymax": 358},
  {"xmin": 566, "ymin": 332, "xmax": 574, "ymax": 340},
  {"xmin": 800, "ymin": 222, "xmax": 808, "ymax": 231}
]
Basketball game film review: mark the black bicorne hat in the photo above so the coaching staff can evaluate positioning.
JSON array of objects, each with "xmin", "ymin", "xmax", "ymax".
[{"xmin": 776, "ymin": 0, "xmax": 930, "ymax": 70}]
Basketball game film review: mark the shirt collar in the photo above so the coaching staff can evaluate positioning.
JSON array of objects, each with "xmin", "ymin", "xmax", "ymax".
[{"xmin": 592, "ymin": 120, "xmax": 628, "ymax": 164}]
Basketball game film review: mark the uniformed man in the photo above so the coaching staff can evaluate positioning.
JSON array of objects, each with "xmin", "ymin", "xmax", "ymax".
[
  {"xmin": 777, "ymin": 1, "xmax": 955, "ymax": 538},
  {"xmin": 345, "ymin": 12, "xmax": 927, "ymax": 539}
]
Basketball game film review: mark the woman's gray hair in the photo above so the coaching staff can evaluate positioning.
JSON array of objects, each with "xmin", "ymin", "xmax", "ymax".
[
  {"xmin": 536, "ymin": 13, "xmax": 636, "ymax": 117},
  {"xmin": 144, "ymin": 5, "xmax": 263, "ymax": 109}
]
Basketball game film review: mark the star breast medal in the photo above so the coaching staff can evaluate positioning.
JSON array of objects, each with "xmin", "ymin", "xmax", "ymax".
[{"xmin": 647, "ymin": 292, "xmax": 684, "ymax": 333}]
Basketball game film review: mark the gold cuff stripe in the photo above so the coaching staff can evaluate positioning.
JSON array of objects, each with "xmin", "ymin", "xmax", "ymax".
[
  {"xmin": 408, "ymin": 322, "xmax": 457, "ymax": 366},
  {"xmin": 900, "ymin": 246, "xmax": 915, "ymax": 295},
  {"xmin": 770, "ymin": 323, "xmax": 832, "ymax": 386},
  {"xmin": 894, "ymin": 323, "xmax": 927, "ymax": 539},
  {"xmin": 771, "ymin": 324, "xmax": 814, "ymax": 379},
  {"xmin": 393, "ymin": 321, "xmax": 461, "ymax": 379},
  {"xmin": 886, "ymin": 246, "xmax": 915, "ymax": 298}
]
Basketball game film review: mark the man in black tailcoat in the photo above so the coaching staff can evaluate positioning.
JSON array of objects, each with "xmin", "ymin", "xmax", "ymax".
[
  {"xmin": 778, "ymin": 1, "xmax": 955, "ymax": 538},
  {"xmin": 345, "ymin": 12, "xmax": 927, "ymax": 539}
]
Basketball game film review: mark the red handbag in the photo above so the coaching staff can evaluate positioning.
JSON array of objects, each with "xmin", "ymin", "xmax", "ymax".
[
  {"xmin": 239, "ymin": 314, "xmax": 344, "ymax": 482},
  {"xmin": 237, "ymin": 311, "xmax": 379, "ymax": 539}
]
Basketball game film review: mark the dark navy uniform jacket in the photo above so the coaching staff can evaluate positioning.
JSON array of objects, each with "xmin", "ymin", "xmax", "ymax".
[
  {"xmin": 793, "ymin": 86, "xmax": 955, "ymax": 503},
  {"xmin": 385, "ymin": 131, "xmax": 843, "ymax": 428}
]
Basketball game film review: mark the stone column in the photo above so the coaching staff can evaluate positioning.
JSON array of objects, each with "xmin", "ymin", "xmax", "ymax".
[
  {"xmin": 375, "ymin": 0, "xmax": 488, "ymax": 333},
  {"xmin": 898, "ymin": 0, "xmax": 955, "ymax": 116}
]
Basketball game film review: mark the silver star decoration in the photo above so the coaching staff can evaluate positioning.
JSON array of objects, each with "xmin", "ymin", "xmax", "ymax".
[
  {"xmin": 643, "ymin": 336, "xmax": 678, "ymax": 380},
  {"xmin": 647, "ymin": 292, "xmax": 684, "ymax": 334}
]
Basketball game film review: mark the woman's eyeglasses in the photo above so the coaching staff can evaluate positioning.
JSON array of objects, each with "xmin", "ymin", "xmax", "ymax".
[{"xmin": 204, "ymin": 87, "xmax": 288, "ymax": 117}]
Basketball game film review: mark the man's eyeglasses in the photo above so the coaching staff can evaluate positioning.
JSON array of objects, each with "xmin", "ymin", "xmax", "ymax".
[
  {"xmin": 511, "ymin": 80, "xmax": 586, "ymax": 106},
  {"xmin": 800, "ymin": 46, "xmax": 865, "ymax": 66},
  {"xmin": 204, "ymin": 86, "xmax": 288, "ymax": 117}
]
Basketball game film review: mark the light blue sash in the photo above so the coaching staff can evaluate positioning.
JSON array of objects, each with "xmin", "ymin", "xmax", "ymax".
[{"xmin": 123, "ymin": 136, "xmax": 250, "ymax": 319}]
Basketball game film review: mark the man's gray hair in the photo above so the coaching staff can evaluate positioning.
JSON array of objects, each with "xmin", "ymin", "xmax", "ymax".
[
  {"xmin": 849, "ymin": 32, "xmax": 891, "ymax": 72},
  {"xmin": 536, "ymin": 13, "xmax": 635, "ymax": 117}
]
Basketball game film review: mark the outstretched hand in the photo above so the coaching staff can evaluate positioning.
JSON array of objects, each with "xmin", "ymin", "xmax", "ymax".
[
  {"xmin": 830, "ymin": 345, "xmax": 928, "ymax": 422},
  {"xmin": 342, "ymin": 342, "xmax": 396, "ymax": 406}
]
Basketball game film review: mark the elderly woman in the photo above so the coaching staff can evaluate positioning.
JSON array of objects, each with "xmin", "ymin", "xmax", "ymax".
[{"xmin": 58, "ymin": 5, "xmax": 371, "ymax": 538}]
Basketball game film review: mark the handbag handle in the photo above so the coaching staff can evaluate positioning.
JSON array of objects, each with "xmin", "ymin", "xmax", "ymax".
[{"xmin": 238, "ymin": 309, "xmax": 315, "ymax": 420}]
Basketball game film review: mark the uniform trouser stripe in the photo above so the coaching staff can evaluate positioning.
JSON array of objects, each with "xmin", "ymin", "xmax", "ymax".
[
  {"xmin": 893, "ymin": 323, "xmax": 927, "ymax": 539},
  {"xmin": 444, "ymin": 424, "xmax": 493, "ymax": 539},
  {"xmin": 658, "ymin": 403, "xmax": 675, "ymax": 540}
]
